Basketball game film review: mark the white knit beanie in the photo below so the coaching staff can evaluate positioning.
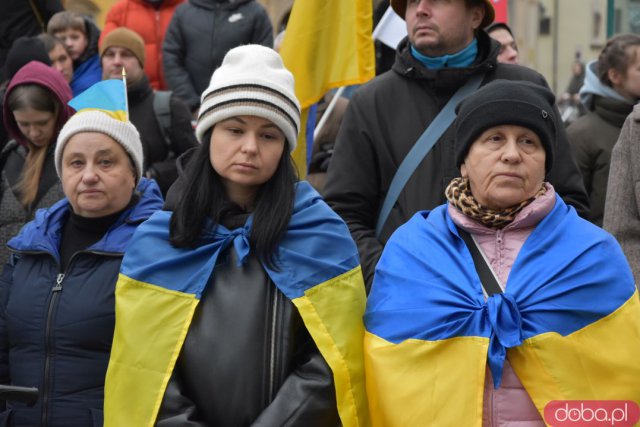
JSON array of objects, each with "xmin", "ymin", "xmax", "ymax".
[
  {"xmin": 55, "ymin": 110, "xmax": 144, "ymax": 184},
  {"xmin": 196, "ymin": 44, "xmax": 301, "ymax": 152}
]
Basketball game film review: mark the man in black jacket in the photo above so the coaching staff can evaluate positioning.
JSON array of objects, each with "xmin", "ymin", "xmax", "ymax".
[
  {"xmin": 323, "ymin": 0, "xmax": 589, "ymax": 290},
  {"xmin": 100, "ymin": 28, "xmax": 198, "ymax": 195}
]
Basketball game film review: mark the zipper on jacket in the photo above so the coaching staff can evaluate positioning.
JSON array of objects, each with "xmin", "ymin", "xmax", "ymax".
[
  {"xmin": 155, "ymin": 10, "xmax": 162, "ymax": 80},
  {"xmin": 37, "ymin": 249, "xmax": 119, "ymax": 426},
  {"xmin": 267, "ymin": 290, "xmax": 279, "ymax": 402},
  {"xmin": 41, "ymin": 273, "xmax": 64, "ymax": 427}
]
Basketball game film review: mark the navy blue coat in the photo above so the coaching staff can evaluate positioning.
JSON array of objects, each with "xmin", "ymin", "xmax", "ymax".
[{"xmin": 0, "ymin": 178, "xmax": 163, "ymax": 427}]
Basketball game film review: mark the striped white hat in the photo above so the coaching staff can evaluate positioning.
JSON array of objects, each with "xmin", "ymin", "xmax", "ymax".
[{"xmin": 195, "ymin": 44, "xmax": 301, "ymax": 152}]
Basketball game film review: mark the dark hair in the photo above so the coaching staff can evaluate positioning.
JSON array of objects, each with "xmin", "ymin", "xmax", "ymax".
[
  {"xmin": 169, "ymin": 128, "xmax": 298, "ymax": 269},
  {"xmin": 598, "ymin": 33, "xmax": 640, "ymax": 87},
  {"xmin": 37, "ymin": 33, "xmax": 67, "ymax": 54},
  {"xmin": 485, "ymin": 22, "xmax": 514, "ymax": 37}
]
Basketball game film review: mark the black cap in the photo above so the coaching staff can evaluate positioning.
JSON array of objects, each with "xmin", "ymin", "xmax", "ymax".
[
  {"xmin": 454, "ymin": 80, "xmax": 557, "ymax": 172},
  {"xmin": 4, "ymin": 36, "xmax": 52, "ymax": 81}
]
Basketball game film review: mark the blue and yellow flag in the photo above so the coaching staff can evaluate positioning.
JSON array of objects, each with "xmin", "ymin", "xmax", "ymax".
[
  {"xmin": 279, "ymin": 0, "xmax": 375, "ymax": 177},
  {"xmin": 68, "ymin": 79, "xmax": 128, "ymax": 121},
  {"xmin": 104, "ymin": 182, "xmax": 369, "ymax": 427},
  {"xmin": 365, "ymin": 197, "xmax": 640, "ymax": 426}
]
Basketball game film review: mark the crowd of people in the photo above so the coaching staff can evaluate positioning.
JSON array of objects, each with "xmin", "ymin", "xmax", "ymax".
[{"xmin": 0, "ymin": 0, "xmax": 638, "ymax": 426}]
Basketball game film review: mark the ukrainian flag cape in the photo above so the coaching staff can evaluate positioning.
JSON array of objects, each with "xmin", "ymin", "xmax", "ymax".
[
  {"xmin": 365, "ymin": 196, "xmax": 640, "ymax": 427},
  {"xmin": 104, "ymin": 182, "xmax": 369, "ymax": 427}
]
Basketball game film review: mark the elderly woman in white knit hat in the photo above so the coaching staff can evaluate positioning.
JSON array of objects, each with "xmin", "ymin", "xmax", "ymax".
[
  {"xmin": 102, "ymin": 45, "xmax": 368, "ymax": 427},
  {"xmin": 0, "ymin": 110, "xmax": 163, "ymax": 427}
]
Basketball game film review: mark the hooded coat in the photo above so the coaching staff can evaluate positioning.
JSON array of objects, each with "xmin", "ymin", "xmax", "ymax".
[
  {"xmin": 162, "ymin": 0, "xmax": 273, "ymax": 110},
  {"xmin": 0, "ymin": 61, "xmax": 73, "ymax": 265},
  {"xmin": 101, "ymin": 0, "xmax": 186, "ymax": 90},
  {"xmin": 0, "ymin": 179, "xmax": 163, "ymax": 427},
  {"xmin": 567, "ymin": 60, "xmax": 634, "ymax": 226},
  {"xmin": 69, "ymin": 17, "xmax": 102, "ymax": 96}
]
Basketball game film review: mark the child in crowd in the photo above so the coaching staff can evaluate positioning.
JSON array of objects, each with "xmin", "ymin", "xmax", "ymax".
[{"xmin": 47, "ymin": 11, "xmax": 101, "ymax": 96}]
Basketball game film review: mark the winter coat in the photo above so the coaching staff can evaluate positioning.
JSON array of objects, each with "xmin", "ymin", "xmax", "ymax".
[
  {"xmin": 604, "ymin": 104, "xmax": 640, "ymax": 287},
  {"xmin": 449, "ymin": 184, "xmax": 556, "ymax": 427},
  {"xmin": 323, "ymin": 31, "xmax": 589, "ymax": 289},
  {"xmin": 0, "ymin": 61, "xmax": 73, "ymax": 265},
  {"xmin": 152, "ymin": 159, "xmax": 340, "ymax": 425},
  {"xmin": 105, "ymin": 161, "xmax": 367, "ymax": 425},
  {"xmin": 567, "ymin": 60, "xmax": 634, "ymax": 226},
  {"xmin": 70, "ymin": 17, "xmax": 102, "ymax": 96},
  {"xmin": 0, "ymin": 0, "xmax": 63, "ymax": 73},
  {"xmin": 101, "ymin": 0, "xmax": 185, "ymax": 90},
  {"xmin": 162, "ymin": 0, "xmax": 273, "ymax": 110},
  {"xmin": 155, "ymin": 213, "xmax": 340, "ymax": 427},
  {"xmin": 0, "ymin": 178, "xmax": 163, "ymax": 427},
  {"xmin": 127, "ymin": 75, "xmax": 198, "ymax": 194}
]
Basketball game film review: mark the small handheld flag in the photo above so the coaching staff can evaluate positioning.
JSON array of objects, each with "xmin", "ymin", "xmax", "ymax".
[{"xmin": 68, "ymin": 79, "xmax": 128, "ymax": 122}]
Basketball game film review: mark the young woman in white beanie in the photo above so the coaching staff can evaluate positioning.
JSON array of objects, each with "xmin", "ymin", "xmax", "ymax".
[
  {"xmin": 0, "ymin": 109, "xmax": 163, "ymax": 426},
  {"xmin": 103, "ymin": 45, "xmax": 369, "ymax": 427}
]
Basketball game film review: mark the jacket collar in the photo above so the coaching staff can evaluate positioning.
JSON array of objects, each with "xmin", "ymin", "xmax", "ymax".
[
  {"xmin": 448, "ymin": 183, "xmax": 557, "ymax": 235},
  {"xmin": 7, "ymin": 178, "xmax": 163, "ymax": 256},
  {"xmin": 592, "ymin": 94, "xmax": 635, "ymax": 128},
  {"xmin": 392, "ymin": 30, "xmax": 499, "ymax": 90},
  {"xmin": 127, "ymin": 74, "xmax": 153, "ymax": 104},
  {"xmin": 189, "ymin": 0, "xmax": 250, "ymax": 11}
]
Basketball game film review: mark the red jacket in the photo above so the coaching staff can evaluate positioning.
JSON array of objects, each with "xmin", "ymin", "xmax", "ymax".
[{"xmin": 101, "ymin": 0, "xmax": 185, "ymax": 90}]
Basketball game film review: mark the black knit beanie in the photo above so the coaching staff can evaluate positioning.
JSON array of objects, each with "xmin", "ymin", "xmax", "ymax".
[
  {"xmin": 4, "ymin": 36, "xmax": 52, "ymax": 80},
  {"xmin": 454, "ymin": 80, "xmax": 557, "ymax": 172}
]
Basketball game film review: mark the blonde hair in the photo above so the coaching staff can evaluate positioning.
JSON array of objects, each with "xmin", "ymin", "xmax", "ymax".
[
  {"xmin": 16, "ymin": 147, "xmax": 50, "ymax": 207},
  {"xmin": 7, "ymin": 84, "xmax": 59, "ymax": 207}
]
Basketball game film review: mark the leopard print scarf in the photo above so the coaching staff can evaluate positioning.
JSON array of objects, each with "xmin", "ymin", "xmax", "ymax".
[{"xmin": 445, "ymin": 177, "xmax": 546, "ymax": 229}]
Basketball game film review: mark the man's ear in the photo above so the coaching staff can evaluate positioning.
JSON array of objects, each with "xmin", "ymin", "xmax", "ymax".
[{"xmin": 469, "ymin": 5, "xmax": 485, "ymax": 30}]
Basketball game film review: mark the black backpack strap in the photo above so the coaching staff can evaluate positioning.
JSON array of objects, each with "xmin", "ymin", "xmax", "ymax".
[
  {"xmin": 153, "ymin": 90, "xmax": 174, "ymax": 157},
  {"xmin": 457, "ymin": 228, "xmax": 503, "ymax": 297}
]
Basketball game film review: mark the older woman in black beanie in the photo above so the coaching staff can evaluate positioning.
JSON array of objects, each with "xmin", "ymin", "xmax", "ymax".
[{"xmin": 364, "ymin": 80, "xmax": 640, "ymax": 426}]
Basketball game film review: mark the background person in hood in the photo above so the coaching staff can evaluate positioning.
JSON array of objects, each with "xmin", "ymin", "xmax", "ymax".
[
  {"xmin": 0, "ymin": 61, "xmax": 73, "ymax": 265},
  {"xmin": 567, "ymin": 33, "xmax": 640, "ymax": 226}
]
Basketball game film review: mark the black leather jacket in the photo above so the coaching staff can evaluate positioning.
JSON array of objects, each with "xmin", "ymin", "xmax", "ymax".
[{"xmin": 156, "ymin": 165, "xmax": 340, "ymax": 426}]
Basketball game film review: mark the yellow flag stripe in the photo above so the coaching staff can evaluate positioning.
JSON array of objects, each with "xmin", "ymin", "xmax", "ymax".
[
  {"xmin": 104, "ymin": 274, "xmax": 199, "ymax": 427},
  {"xmin": 292, "ymin": 266, "xmax": 369, "ymax": 427},
  {"xmin": 365, "ymin": 332, "xmax": 488, "ymax": 426},
  {"xmin": 74, "ymin": 107, "xmax": 127, "ymax": 122},
  {"xmin": 509, "ymin": 290, "xmax": 640, "ymax": 412}
]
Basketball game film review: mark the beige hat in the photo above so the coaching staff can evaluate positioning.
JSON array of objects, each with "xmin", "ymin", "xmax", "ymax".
[{"xmin": 100, "ymin": 27, "xmax": 146, "ymax": 67}]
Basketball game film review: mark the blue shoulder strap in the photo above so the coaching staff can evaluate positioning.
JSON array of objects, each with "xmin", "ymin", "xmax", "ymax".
[{"xmin": 375, "ymin": 73, "xmax": 485, "ymax": 238}]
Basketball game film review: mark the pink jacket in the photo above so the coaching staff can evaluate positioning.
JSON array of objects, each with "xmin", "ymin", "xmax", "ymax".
[{"xmin": 448, "ymin": 184, "xmax": 556, "ymax": 427}]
